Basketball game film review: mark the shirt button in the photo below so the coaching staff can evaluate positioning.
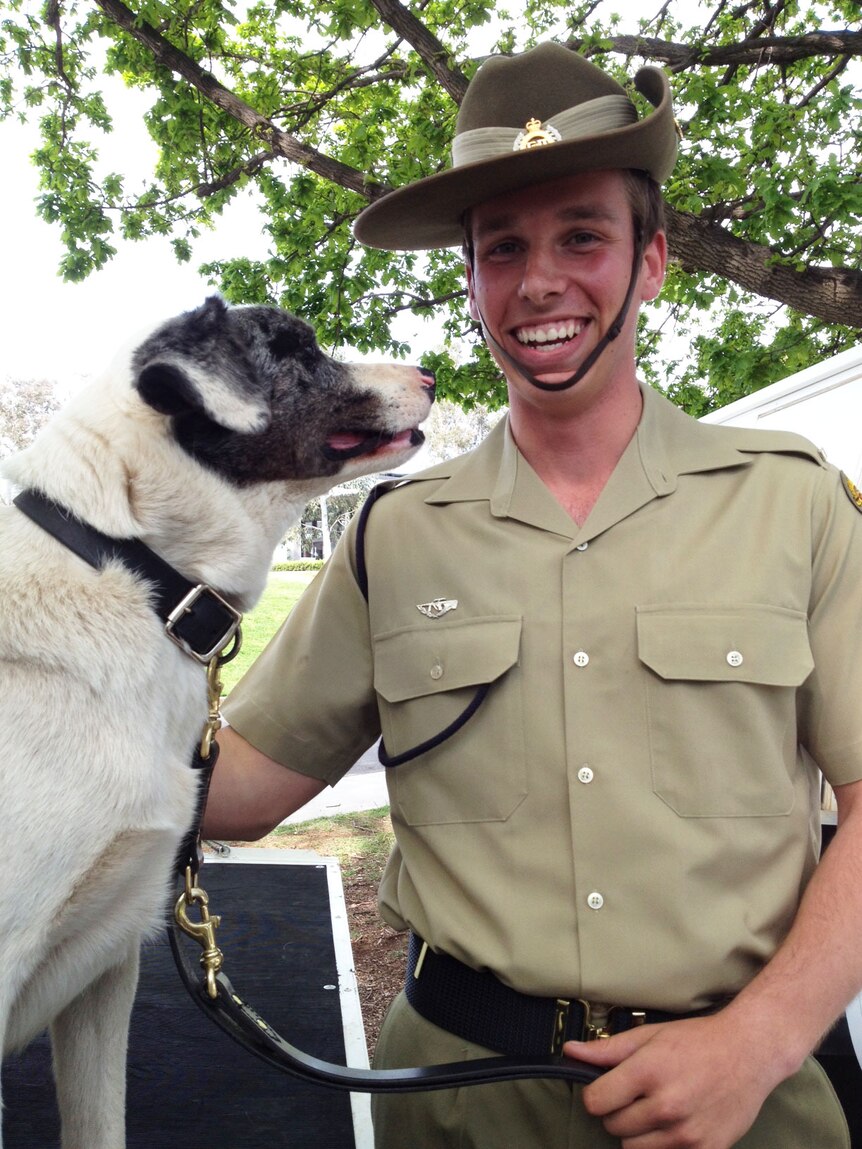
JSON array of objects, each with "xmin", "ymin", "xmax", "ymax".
[
  {"xmin": 573, "ymin": 651, "xmax": 590, "ymax": 667},
  {"xmin": 578, "ymin": 766, "xmax": 594, "ymax": 784},
  {"xmin": 587, "ymin": 892, "xmax": 604, "ymax": 910},
  {"xmin": 430, "ymin": 663, "xmax": 444, "ymax": 680},
  {"xmin": 726, "ymin": 651, "xmax": 744, "ymax": 667},
  {"xmin": 576, "ymin": 542, "xmax": 589, "ymax": 552}
]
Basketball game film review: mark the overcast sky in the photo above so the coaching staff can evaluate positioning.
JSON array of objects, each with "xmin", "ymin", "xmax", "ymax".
[
  {"xmin": 0, "ymin": 6, "xmax": 650, "ymax": 389},
  {"xmin": 0, "ymin": 85, "xmax": 274, "ymax": 390},
  {"xmin": 4, "ymin": 3, "xmax": 849, "ymax": 394}
]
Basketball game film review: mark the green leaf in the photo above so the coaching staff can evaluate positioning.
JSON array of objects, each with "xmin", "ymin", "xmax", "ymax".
[{"xmin": 2, "ymin": 0, "xmax": 859, "ymax": 411}]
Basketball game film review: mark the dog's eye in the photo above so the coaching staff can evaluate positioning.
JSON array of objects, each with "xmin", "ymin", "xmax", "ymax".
[{"xmin": 269, "ymin": 328, "xmax": 318, "ymax": 363}]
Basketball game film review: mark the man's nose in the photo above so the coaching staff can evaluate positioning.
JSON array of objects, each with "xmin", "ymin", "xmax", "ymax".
[{"xmin": 518, "ymin": 250, "xmax": 567, "ymax": 304}]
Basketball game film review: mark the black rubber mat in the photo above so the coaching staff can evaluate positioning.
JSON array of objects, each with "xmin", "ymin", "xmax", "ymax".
[{"xmin": 2, "ymin": 860, "xmax": 360, "ymax": 1148}]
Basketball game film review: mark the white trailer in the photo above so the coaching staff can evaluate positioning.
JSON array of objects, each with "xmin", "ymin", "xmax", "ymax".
[
  {"xmin": 700, "ymin": 344, "xmax": 862, "ymax": 482},
  {"xmin": 704, "ymin": 344, "xmax": 862, "ymax": 1070}
]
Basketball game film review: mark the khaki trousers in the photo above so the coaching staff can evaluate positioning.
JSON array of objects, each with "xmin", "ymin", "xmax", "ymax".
[{"xmin": 371, "ymin": 993, "xmax": 850, "ymax": 1149}]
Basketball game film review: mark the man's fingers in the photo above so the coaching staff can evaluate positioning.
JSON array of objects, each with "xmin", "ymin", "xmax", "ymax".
[
  {"xmin": 564, "ymin": 1025, "xmax": 656, "ymax": 1067},
  {"xmin": 564, "ymin": 1030, "xmax": 662, "ymax": 1120}
]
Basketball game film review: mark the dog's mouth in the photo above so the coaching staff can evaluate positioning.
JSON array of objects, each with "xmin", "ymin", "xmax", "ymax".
[{"xmin": 323, "ymin": 427, "xmax": 424, "ymax": 461}]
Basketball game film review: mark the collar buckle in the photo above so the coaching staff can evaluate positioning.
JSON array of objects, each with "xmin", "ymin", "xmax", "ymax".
[{"xmin": 165, "ymin": 584, "xmax": 243, "ymax": 664}]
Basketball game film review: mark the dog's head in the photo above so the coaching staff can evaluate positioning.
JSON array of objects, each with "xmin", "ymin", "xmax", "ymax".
[{"xmin": 131, "ymin": 296, "xmax": 435, "ymax": 487}]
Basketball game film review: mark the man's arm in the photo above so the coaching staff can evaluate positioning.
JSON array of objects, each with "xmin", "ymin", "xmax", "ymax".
[
  {"xmin": 568, "ymin": 776, "xmax": 862, "ymax": 1149},
  {"xmin": 202, "ymin": 726, "xmax": 327, "ymax": 841}
]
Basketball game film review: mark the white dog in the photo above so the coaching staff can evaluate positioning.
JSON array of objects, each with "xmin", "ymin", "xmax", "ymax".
[{"xmin": 0, "ymin": 296, "xmax": 434, "ymax": 1148}]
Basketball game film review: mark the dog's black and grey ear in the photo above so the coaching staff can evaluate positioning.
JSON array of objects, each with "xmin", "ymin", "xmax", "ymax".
[{"xmin": 133, "ymin": 296, "xmax": 271, "ymax": 433}]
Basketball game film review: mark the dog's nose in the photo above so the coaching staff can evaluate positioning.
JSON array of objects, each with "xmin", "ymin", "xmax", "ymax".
[{"xmin": 418, "ymin": 367, "xmax": 436, "ymax": 396}]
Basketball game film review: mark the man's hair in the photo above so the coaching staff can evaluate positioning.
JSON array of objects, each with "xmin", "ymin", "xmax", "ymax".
[
  {"xmin": 462, "ymin": 169, "xmax": 666, "ymax": 265},
  {"xmin": 621, "ymin": 170, "xmax": 665, "ymax": 245}
]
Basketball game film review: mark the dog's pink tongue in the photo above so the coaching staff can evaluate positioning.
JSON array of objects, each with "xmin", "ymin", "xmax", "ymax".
[{"xmin": 327, "ymin": 433, "xmax": 366, "ymax": 451}]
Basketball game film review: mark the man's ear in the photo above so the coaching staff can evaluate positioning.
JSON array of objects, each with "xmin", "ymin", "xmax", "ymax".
[{"xmin": 639, "ymin": 230, "xmax": 667, "ymax": 304}]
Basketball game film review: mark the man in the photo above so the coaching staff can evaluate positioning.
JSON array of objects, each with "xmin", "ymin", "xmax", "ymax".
[{"xmin": 204, "ymin": 43, "xmax": 860, "ymax": 1148}]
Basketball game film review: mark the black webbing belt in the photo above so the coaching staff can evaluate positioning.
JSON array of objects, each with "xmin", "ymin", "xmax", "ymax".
[{"xmin": 405, "ymin": 932, "xmax": 716, "ymax": 1055}]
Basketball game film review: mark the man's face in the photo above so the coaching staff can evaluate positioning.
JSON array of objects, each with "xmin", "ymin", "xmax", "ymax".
[{"xmin": 465, "ymin": 170, "xmax": 666, "ymax": 398}]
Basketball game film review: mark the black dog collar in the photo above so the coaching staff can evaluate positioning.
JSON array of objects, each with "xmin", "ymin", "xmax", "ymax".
[{"xmin": 13, "ymin": 489, "xmax": 241, "ymax": 664}]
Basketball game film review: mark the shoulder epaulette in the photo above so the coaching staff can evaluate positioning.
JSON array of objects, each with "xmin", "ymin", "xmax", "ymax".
[{"xmin": 725, "ymin": 428, "xmax": 827, "ymax": 467}]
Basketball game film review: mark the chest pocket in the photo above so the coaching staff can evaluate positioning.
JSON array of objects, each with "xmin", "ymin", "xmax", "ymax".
[
  {"xmin": 373, "ymin": 616, "xmax": 525, "ymax": 825},
  {"xmin": 636, "ymin": 605, "xmax": 814, "ymax": 817}
]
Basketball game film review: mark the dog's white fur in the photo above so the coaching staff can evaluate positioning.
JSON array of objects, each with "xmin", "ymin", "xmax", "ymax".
[{"xmin": 0, "ymin": 298, "xmax": 432, "ymax": 1147}]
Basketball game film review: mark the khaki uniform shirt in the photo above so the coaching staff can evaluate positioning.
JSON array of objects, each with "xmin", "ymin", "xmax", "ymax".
[{"xmin": 225, "ymin": 384, "xmax": 862, "ymax": 1012}]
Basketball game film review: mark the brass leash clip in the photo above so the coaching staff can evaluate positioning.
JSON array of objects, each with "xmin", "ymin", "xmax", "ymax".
[
  {"xmin": 176, "ymin": 632, "xmax": 242, "ymax": 998},
  {"xmin": 200, "ymin": 655, "xmax": 226, "ymax": 760},
  {"xmin": 174, "ymin": 864, "xmax": 224, "ymax": 999}
]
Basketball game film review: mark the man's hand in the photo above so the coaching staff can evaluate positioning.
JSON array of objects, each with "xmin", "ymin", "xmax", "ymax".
[
  {"xmin": 564, "ymin": 1011, "xmax": 790, "ymax": 1149},
  {"xmin": 564, "ymin": 778, "xmax": 862, "ymax": 1147}
]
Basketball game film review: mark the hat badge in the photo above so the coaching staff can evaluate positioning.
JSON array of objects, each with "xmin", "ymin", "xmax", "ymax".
[{"xmin": 513, "ymin": 117, "xmax": 562, "ymax": 151}]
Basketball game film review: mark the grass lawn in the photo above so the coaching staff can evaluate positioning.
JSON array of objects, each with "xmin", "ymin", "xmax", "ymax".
[
  {"xmin": 219, "ymin": 570, "xmax": 317, "ymax": 695},
  {"xmin": 265, "ymin": 806, "xmax": 395, "ymax": 879}
]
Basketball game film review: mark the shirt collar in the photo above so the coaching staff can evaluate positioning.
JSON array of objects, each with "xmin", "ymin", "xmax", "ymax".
[{"xmin": 418, "ymin": 384, "xmax": 756, "ymax": 536}]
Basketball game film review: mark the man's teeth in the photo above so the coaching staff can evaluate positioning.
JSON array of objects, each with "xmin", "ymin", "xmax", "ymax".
[{"xmin": 516, "ymin": 321, "xmax": 582, "ymax": 346}]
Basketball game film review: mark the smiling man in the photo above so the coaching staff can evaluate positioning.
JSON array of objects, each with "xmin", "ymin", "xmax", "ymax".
[
  {"xmin": 205, "ymin": 43, "xmax": 861, "ymax": 1149},
  {"xmin": 462, "ymin": 171, "xmax": 666, "ymax": 525}
]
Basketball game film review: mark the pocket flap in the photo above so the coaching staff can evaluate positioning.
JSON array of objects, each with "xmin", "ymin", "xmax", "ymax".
[
  {"xmin": 636, "ymin": 605, "xmax": 813, "ymax": 686},
  {"xmin": 374, "ymin": 616, "xmax": 522, "ymax": 703}
]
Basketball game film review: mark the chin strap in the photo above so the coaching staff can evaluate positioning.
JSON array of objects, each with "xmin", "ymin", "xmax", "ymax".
[{"xmin": 474, "ymin": 236, "xmax": 645, "ymax": 394}]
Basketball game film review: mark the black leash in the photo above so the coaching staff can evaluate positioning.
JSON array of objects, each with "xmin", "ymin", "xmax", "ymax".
[
  {"xmin": 170, "ymin": 957, "xmax": 601, "ymax": 1093},
  {"xmin": 15, "ymin": 487, "xmax": 602, "ymax": 1093},
  {"xmin": 355, "ymin": 482, "xmax": 494, "ymax": 769}
]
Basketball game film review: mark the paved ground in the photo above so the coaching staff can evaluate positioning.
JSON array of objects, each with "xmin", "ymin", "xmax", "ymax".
[{"xmin": 281, "ymin": 740, "xmax": 388, "ymax": 824}]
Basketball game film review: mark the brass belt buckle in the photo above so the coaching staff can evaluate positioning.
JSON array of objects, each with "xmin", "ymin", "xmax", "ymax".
[
  {"xmin": 551, "ymin": 999, "xmax": 572, "ymax": 1055},
  {"xmin": 551, "ymin": 998, "xmax": 612, "ymax": 1054},
  {"xmin": 553, "ymin": 999, "xmax": 648, "ymax": 1054},
  {"xmin": 552, "ymin": 998, "xmax": 610, "ymax": 1054},
  {"xmin": 578, "ymin": 999, "xmax": 612, "ymax": 1041}
]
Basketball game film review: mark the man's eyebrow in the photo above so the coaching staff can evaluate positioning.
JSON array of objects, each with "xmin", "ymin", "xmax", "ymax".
[{"xmin": 473, "ymin": 203, "xmax": 622, "ymax": 238}]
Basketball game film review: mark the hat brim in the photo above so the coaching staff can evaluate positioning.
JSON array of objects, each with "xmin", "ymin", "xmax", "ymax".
[{"xmin": 354, "ymin": 67, "xmax": 676, "ymax": 251}]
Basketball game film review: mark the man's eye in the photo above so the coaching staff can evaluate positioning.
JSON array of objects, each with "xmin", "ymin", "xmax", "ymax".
[{"xmin": 485, "ymin": 239, "xmax": 520, "ymax": 258}]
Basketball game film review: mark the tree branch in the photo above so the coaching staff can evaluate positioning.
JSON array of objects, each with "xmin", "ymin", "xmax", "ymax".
[
  {"xmin": 796, "ymin": 54, "xmax": 851, "ymax": 108},
  {"xmin": 373, "ymin": 287, "xmax": 468, "ymax": 315},
  {"xmin": 572, "ymin": 29, "xmax": 862, "ymax": 71},
  {"xmin": 44, "ymin": 0, "xmax": 75, "ymax": 92},
  {"xmin": 92, "ymin": 0, "xmax": 378, "ymax": 197},
  {"xmin": 193, "ymin": 150, "xmax": 275, "ymax": 198},
  {"xmin": 666, "ymin": 206, "xmax": 862, "ymax": 327},
  {"xmin": 367, "ymin": 0, "xmax": 468, "ymax": 101},
  {"xmin": 275, "ymin": 55, "xmax": 410, "ymax": 127},
  {"xmin": 91, "ymin": 0, "xmax": 861, "ymax": 330}
]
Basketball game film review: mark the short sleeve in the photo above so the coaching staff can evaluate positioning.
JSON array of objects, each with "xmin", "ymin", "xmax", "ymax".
[{"xmin": 223, "ymin": 512, "xmax": 380, "ymax": 785}]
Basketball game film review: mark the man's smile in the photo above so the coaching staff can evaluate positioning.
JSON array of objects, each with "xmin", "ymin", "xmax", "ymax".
[{"xmin": 514, "ymin": 319, "xmax": 586, "ymax": 350}]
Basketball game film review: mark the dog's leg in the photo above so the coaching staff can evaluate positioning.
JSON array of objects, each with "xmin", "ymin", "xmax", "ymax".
[{"xmin": 50, "ymin": 944, "xmax": 139, "ymax": 1149}]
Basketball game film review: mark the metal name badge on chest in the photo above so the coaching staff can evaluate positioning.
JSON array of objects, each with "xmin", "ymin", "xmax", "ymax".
[{"xmin": 417, "ymin": 598, "xmax": 459, "ymax": 619}]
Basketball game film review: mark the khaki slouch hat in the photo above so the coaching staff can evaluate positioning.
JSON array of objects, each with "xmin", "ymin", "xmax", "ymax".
[{"xmin": 354, "ymin": 41, "xmax": 678, "ymax": 251}]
